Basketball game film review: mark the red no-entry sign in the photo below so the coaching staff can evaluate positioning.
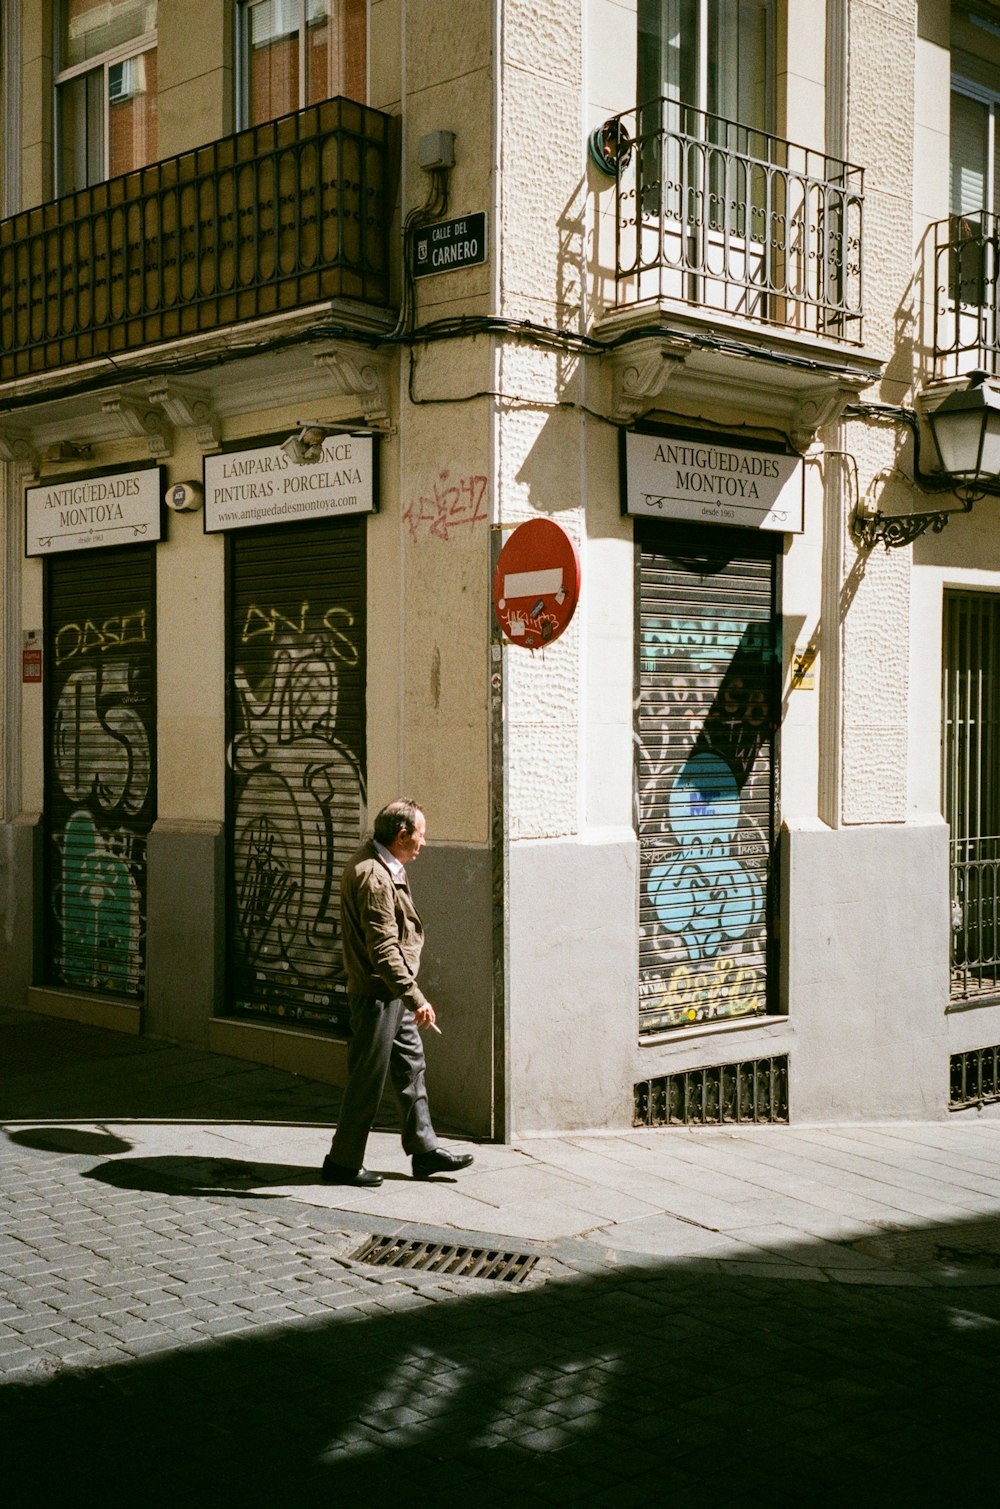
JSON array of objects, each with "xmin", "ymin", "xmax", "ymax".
[{"xmin": 493, "ymin": 518, "xmax": 580, "ymax": 649}]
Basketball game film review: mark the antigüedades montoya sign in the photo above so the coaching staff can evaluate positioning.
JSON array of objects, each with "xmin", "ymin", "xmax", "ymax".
[
  {"xmin": 624, "ymin": 431, "xmax": 804, "ymax": 533},
  {"xmin": 25, "ymin": 465, "xmax": 163, "ymax": 556}
]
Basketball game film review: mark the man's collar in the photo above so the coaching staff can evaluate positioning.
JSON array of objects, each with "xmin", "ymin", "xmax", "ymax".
[{"xmin": 373, "ymin": 838, "xmax": 406, "ymax": 883}]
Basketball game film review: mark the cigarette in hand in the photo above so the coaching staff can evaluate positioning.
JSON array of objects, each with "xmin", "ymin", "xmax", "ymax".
[{"xmin": 429, "ymin": 1021, "xmax": 443, "ymax": 1035}]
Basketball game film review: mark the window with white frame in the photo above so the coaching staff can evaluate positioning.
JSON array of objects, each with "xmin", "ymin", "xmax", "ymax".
[
  {"xmin": 951, "ymin": 84, "xmax": 999, "ymax": 220},
  {"xmin": 236, "ymin": 0, "xmax": 366, "ymax": 128},
  {"xmin": 55, "ymin": 0, "xmax": 157, "ymax": 192},
  {"xmin": 949, "ymin": 69, "xmax": 1000, "ymax": 310},
  {"xmin": 637, "ymin": 0, "xmax": 774, "ymax": 132},
  {"xmin": 636, "ymin": 0, "xmax": 775, "ymax": 234}
]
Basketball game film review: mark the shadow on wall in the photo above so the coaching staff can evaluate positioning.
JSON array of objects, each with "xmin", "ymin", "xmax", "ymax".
[{"xmin": 2, "ymin": 1215, "xmax": 1000, "ymax": 1506}]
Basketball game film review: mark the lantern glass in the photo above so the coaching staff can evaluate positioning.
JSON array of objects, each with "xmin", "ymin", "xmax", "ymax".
[
  {"xmin": 930, "ymin": 406, "xmax": 987, "ymax": 478},
  {"xmin": 980, "ymin": 411, "xmax": 1000, "ymax": 479}
]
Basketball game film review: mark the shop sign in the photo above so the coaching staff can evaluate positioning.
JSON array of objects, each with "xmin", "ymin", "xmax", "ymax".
[
  {"xmin": 204, "ymin": 434, "xmax": 375, "ymax": 533},
  {"xmin": 624, "ymin": 431, "xmax": 804, "ymax": 533},
  {"xmin": 25, "ymin": 465, "xmax": 163, "ymax": 556},
  {"xmin": 493, "ymin": 518, "xmax": 581, "ymax": 648}
]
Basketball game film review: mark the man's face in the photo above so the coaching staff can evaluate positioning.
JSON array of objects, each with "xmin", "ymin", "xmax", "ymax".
[{"xmin": 392, "ymin": 811, "xmax": 426, "ymax": 865}]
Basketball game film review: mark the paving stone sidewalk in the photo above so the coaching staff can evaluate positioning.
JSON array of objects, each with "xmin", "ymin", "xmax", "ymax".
[{"xmin": 3, "ymin": 1007, "xmax": 1000, "ymax": 1505}]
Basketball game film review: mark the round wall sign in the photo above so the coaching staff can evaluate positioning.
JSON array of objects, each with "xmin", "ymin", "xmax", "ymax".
[{"xmin": 493, "ymin": 518, "xmax": 581, "ymax": 648}]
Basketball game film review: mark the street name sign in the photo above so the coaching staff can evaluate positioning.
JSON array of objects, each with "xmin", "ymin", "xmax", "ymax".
[{"xmin": 413, "ymin": 213, "xmax": 488, "ymax": 278}]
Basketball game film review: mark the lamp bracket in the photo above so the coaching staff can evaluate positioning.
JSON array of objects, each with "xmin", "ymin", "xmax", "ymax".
[{"xmin": 853, "ymin": 497, "xmax": 975, "ymax": 550}]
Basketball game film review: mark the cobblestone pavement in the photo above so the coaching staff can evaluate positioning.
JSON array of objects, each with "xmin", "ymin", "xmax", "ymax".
[{"xmin": 3, "ymin": 1010, "xmax": 1000, "ymax": 1505}]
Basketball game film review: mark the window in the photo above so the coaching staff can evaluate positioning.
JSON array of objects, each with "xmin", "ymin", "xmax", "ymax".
[
  {"xmin": 636, "ymin": 0, "xmax": 774, "ymax": 234},
  {"xmin": 56, "ymin": 0, "xmax": 157, "ymax": 192},
  {"xmin": 637, "ymin": 0, "xmax": 773, "ymax": 132},
  {"xmin": 237, "ymin": 0, "xmax": 366, "ymax": 127},
  {"xmin": 950, "ymin": 77, "xmax": 1000, "ymax": 306}
]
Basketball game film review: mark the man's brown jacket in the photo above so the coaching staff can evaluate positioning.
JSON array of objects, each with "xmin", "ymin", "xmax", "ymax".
[{"xmin": 339, "ymin": 840, "xmax": 429, "ymax": 1011}]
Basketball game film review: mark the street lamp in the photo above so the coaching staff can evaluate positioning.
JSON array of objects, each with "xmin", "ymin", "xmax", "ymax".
[
  {"xmin": 924, "ymin": 371, "xmax": 1000, "ymax": 498},
  {"xmin": 851, "ymin": 373, "xmax": 1000, "ymax": 548}
]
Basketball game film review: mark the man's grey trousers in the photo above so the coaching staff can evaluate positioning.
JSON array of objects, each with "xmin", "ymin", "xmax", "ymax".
[{"xmin": 327, "ymin": 995, "xmax": 439, "ymax": 1168}]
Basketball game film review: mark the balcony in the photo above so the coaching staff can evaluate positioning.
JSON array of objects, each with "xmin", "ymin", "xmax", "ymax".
[
  {"xmin": 0, "ymin": 97, "xmax": 394, "ymax": 383},
  {"xmin": 932, "ymin": 213, "xmax": 1000, "ymax": 381},
  {"xmin": 607, "ymin": 100, "xmax": 864, "ymax": 344}
]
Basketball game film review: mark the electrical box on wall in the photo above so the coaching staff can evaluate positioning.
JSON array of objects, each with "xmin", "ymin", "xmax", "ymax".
[{"xmin": 418, "ymin": 130, "xmax": 455, "ymax": 170}]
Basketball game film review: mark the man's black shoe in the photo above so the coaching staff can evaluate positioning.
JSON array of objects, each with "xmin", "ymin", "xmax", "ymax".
[
  {"xmin": 321, "ymin": 1157, "xmax": 382, "ymax": 1187},
  {"xmin": 412, "ymin": 1149, "xmax": 475, "ymax": 1179}
]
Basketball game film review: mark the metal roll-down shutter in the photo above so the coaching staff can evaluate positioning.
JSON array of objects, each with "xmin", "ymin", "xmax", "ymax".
[
  {"xmin": 227, "ymin": 517, "xmax": 366, "ymax": 1029},
  {"xmin": 44, "ymin": 545, "xmax": 156, "ymax": 998},
  {"xmin": 636, "ymin": 522, "xmax": 779, "ymax": 1034}
]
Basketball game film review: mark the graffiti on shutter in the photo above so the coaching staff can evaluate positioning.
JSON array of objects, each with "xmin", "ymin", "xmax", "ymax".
[
  {"xmin": 228, "ymin": 519, "xmax": 366, "ymax": 1028},
  {"xmin": 637, "ymin": 524, "xmax": 779, "ymax": 1034},
  {"xmin": 45, "ymin": 547, "xmax": 156, "ymax": 998}
]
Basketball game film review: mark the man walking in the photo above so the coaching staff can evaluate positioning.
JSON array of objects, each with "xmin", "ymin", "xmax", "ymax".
[{"xmin": 322, "ymin": 798, "xmax": 475, "ymax": 1188}]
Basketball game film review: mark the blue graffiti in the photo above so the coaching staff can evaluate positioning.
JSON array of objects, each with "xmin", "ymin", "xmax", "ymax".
[
  {"xmin": 642, "ymin": 617, "xmax": 776, "ymax": 674},
  {"xmin": 60, "ymin": 810, "xmax": 142, "ymax": 993},
  {"xmin": 647, "ymin": 752, "xmax": 763, "ymax": 962}
]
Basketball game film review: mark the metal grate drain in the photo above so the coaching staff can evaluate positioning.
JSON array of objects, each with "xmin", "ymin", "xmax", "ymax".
[{"xmin": 350, "ymin": 1235, "xmax": 539, "ymax": 1284}]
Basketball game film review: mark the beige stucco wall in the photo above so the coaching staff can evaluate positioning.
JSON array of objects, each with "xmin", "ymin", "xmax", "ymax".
[
  {"xmin": 391, "ymin": 0, "xmax": 496, "ymax": 844},
  {"xmin": 834, "ymin": 0, "xmax": 918, "ymax": 826},
  {"xmin": 156, "ymin": 1, "xmax": 233, "ymax": 157},
  {"xmin": 154, "ymin": 434, "xmax": 226, "ymax": 824},
  {"xmin": 19, "ymin": 0, "xmax": 52, "ymax": 209}
]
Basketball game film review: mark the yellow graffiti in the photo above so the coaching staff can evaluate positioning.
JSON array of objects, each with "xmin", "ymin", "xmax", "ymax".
[
  {"xmin": 242, "ymin": 601, "xmax": 310, "ymax": 642},
  {"xmin": 241, "ymin": 601, "xmax": 358, "ymax": 667},
  {"xmin": 321, "ymin": 607, "xmax": 359, "ymax": 669},
  {"xmin": 55, "ymin": 611, "xmax": 148, "ymax": 667},
  {"xmin": 654, "ymin": 956, "xmax": 763, "ymax": 1023}
]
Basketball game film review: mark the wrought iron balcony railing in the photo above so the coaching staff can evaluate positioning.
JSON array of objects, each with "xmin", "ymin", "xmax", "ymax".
[
  {"xmin": 933, "ymin": 213, "xmax": 1000, "ymax": 380},
  {"xmin": 0, "ymin": 97, "xmax": 393, "ymax": 382},
  {"xmin": 608, "ymin": 99, "xmax": 864, "ymax": 342}
]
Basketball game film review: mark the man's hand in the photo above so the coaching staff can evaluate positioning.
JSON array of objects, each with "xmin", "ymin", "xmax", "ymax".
[{"xmin": 413, "ymin": 1002, "xmax": 437, "ymax": 1030}]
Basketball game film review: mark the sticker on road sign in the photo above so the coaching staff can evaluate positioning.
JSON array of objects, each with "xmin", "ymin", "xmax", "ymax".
[{"xmin": 493, "ymin": 519, "xmax": 580, "ymax": 649}]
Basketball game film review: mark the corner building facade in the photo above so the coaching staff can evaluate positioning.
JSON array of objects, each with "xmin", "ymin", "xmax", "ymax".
[{"xmin": 1, "ymin": 0, "xmax": 999, "ymax": 1137}]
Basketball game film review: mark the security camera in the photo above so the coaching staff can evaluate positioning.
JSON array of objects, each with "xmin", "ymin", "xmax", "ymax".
[{"xmin": 165, "ymin": 480, "xmax": 203, "ymax": 512}]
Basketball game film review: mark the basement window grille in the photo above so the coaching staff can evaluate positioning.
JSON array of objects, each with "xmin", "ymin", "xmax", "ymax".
[
  {"xmin": 634, "ymin": 1055, "xmax": 789, "ymax": 1127},
  {"xmin": 950, "ymin": 1045, "xmax": 1000, "ymax": 1109},
  {"xmin": 350, "ymin": 1236, "xmax": 539, "ymax": 1284}
]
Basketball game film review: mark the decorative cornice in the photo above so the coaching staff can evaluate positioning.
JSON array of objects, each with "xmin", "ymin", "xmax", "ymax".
[
  {"xmin": 0, "ymin": 429, "xmax": 39, "ymax": 474},
  {"xmin": 607, "ymin": 336, "xmax": 692, "ymax": 422},
  {"xmin": 101, "ymin": 395, "xmax": 173, "ymax": 458},
  {"xmin": 604, "ymin": 330, "xmax": 872, "ymax": 449},
  {"xmin": 313, "ymin": 349, "xmax": 392, "ymax": 426},
  {"xmin": 146, "ymin": 381, "xmax": 221, "ymax": 453},
  {"xmin": 789, "ymin": 381, "xmax": 862, "ymax": 451}
]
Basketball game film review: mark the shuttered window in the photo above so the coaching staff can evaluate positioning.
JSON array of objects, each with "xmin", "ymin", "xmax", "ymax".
[
  {"xmin": 636, "ymin": 522, "xmax": 778, "ymax": 1033},
  {"xmin": 44, "ymin": 545, "xmax": 156, "ymax": 998},
  {"xmin": 227, "ymin": 516, "xmax": 366, "ymax": 1029}
]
